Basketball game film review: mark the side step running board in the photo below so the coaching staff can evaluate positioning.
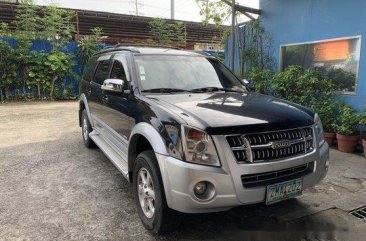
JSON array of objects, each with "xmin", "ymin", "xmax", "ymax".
[{"xmin": 89, "ymin": 131, "xmax": 129, "ymax": 181}]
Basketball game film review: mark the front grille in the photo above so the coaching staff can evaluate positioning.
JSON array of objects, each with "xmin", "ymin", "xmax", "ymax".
[
  {"xmin": 241, "ymin": 162, "xmax": 314, "ymax": 188},
  {"xmin": 226, "ymin": 127, "xmax": 314, "ymax": 163}
]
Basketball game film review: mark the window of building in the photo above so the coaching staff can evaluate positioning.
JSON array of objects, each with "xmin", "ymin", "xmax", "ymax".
[{"xmin": 280, "ymin": 36, "xmax": 361, "ymax": 94}]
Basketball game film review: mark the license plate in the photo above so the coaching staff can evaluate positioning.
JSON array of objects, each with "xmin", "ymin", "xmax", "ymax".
[{"xmin": 266, "ymin": 178, "xmax": 303, "ymax": 205}]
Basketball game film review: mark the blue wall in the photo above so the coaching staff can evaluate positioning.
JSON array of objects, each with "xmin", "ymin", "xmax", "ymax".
[
  {"xmin": 225, "ymin": 29, "xmax": 245, "ymax": 72},
  {"xmin": 260, "ymin": 0, "xmax": 366, "ymax": 111},
  {"xmin": 1, "ymin": 38, "xmax": 81, "ymax": 96}
]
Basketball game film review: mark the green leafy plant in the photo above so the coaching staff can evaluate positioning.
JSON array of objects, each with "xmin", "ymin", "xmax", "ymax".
[
  {"xmin": 196, "ymin": 0, "xmax": 232, "ymax": 26},
  {"xmin": 248, "ymin": 68, "xmax": 274, "ymax": 94},
  {"xmin": 12, "ymin": 2, "xmax": 41, "ymax": 97},
  {"xmin": 13, "ymin": 2, "xmax": 41, "ymax": 41},
  {"xmin": 77, "ymin": 27, "xmax": 103, "ymax": 73},
  {"xmin": 0, "ymin": 41, "xmax": 17, "ymax": 101},
  {"xmin": 359, "ymin": 112, "xmax": 366, "ymax": 129},
  {"xmin": 196, "ymin": 2, "xmax": 273, "ymax": 77},
  {"xmin": 44, "ymin": 51, "xmax": 76, "ymax": 99},
  {"xmin": 240, "ymin": 20, "xmax": 274, "ymax": 78},
  {"xmin": 39, "ymin": 5, "xmax": 75, "ymax": 51},
  {"xmin": 149, "ymin": 18, "xmax": 171, "ymax": 45},
  {"xmin": 149, "ymin": 18, "xmax": 186, "ymax": 47},
  {"xmin": 0, "ymin": 2, "xmax": 79, "ymax": 100},
  {"xmin": 271, "ymin": 65, "xmax": 334, "ymax": 106},
  {"xmin": 332, "ymin": 104, "xmax": 364, "ymax": 136},
  {"xmin": 309, "ymin": 96, "xmax": 338, "ymax": 132},
  {"xmin": 26, "ymin": 51, "xmax": 50, "ymax": 99},
  {"xmin": 314, "ymin": 66, "xmax": 356, "ymax": 93},
  {"xmin": 0, "ymin": 22, "xmax": 10, "ymax": 37},
  {"xmin": 170, "ymin": 21, "xmax": 186, "ymax": 48}
]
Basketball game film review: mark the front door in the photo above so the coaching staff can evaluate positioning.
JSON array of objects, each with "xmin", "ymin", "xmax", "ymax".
[{"xmin": 99, "ymin": 54, "xmax": 135, "ymax": 141}]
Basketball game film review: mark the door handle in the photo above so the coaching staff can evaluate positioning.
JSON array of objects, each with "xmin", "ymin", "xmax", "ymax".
[{"xmin": 87, "ymin": 88, "xmax": 92, "ymax": 95}]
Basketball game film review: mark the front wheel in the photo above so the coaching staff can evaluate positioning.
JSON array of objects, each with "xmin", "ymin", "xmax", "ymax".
[{"xmin": 133, "ymin": 150, "xmax": 176, "ymax": 234}]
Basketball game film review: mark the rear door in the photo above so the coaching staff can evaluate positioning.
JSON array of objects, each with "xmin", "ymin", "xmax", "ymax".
[{"xmin": 88, "ymin": 55, "xmax": 112, "ymax": 122}]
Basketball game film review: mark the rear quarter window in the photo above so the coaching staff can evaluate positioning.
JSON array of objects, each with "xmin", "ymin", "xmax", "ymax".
[{"xmin": 82, "ymin": 56, "xmax": 97, "ymax": 81}]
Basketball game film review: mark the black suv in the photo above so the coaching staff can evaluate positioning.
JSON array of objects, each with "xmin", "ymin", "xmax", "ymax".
[{"xmin": 79, "ymin": 46, "xmax": 329, "ymax": 233}]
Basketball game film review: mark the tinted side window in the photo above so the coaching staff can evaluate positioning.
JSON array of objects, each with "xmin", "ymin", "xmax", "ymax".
[
  {"xmin": 82, "ymin": 56, "xmax": 97, "ymax": 81},
  {"xmin": 93, "ymin": 60, "xmax": 110, "ymax": 85},
  {"xmin": 110, "ymin": 61, "xmax": 127, "ymax": 81}
]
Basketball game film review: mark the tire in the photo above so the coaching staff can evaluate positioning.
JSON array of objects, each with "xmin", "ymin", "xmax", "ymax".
[
  {"xmin": 81, "ymin": 109, "xmax": 96, "ymax": 148},
  {"xmin": 133, "ymin": 150, "xmax": 176, "ymax": 234}
]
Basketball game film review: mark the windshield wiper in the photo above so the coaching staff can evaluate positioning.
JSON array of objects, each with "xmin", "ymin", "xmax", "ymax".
[
  {"xmin": 141, "ymin": 88, "xmax": 189, "ymax": 93},
  {"xmin": 190, "ymin": 87, "xmax": 242, "ymax": 93}
]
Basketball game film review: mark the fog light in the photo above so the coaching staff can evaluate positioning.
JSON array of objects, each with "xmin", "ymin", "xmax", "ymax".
[{"xmin": 194, "ymin": 181, "xmax": 207, "ymax": 196}]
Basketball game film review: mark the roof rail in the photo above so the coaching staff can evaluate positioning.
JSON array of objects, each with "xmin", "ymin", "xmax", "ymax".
[
  {"xmin": 96, "ymin": 44, "xmax": 181, "ymax": 54},
  {"xmin": 95, "ymin": 44, "xmax": 183, "ymax": 56},
  {"xmin": 96, "ymin": 45, "xmax": 141, "ymax": 55},
  {"xmin": 114, "ymin": 43, "xmax": 181, "ymax": 50}
]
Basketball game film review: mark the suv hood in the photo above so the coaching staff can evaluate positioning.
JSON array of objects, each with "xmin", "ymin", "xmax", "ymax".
[{"xmin": 147, "ymin": 92, "xmax": 314, "ymax": 135}]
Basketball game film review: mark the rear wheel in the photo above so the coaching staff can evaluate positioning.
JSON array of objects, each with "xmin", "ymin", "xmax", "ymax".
[
  {"xmin": 133, "ymin": 150, "xmax": 176, "ymax": 234},
  {"xmin": 81, "ymin": 110, "xmax": 96, "ymax": 148}
]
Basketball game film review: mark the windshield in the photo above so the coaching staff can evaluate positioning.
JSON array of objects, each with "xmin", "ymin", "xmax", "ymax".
[{"xmin": 134, "ymin": 55, "xmax": 248, "ymax": 93}]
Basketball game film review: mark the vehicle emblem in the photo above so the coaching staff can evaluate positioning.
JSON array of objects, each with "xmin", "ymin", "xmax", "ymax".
[{"xmin": 271, "ymin": 140, "xmax": 291, "ymax": 149}]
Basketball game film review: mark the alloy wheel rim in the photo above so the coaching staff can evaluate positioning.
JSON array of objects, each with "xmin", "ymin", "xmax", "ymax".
[
  {"xmin": 137, "ymin": 167, "xmax": 155, "ymax": 218},
  {"xmin": 83, "ymin": 117, "xmax": 88, "ymax": 140}
]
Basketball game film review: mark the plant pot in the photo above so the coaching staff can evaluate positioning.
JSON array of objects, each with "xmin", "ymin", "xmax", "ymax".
[
  {"xmin": 324, "ymin": 132, "xmax": 335, "ymax": 146},
  {"xmin": 336, "ymin": 134, "xmax": 359, "ymax": 153},
  {"xmin": 359, "ymin": 132, "xmax": 366, "ymax": 145},
  {"xmin": 362, "ymin": 139, "xmax": 366, "ymax": 156}
]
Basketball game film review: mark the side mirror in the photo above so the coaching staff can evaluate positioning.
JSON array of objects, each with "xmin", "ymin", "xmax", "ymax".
[
  {"xmin": 101, "ymin": 79, "xmax": 124, "ymax": 93},
  {"xmin": 242, "ymin": 79, "xmax": 255, "ymax": 91}
]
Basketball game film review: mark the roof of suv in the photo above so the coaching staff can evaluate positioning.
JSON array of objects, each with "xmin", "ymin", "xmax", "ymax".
[{"xmin": 96, "ymin": 46, "xmax": 206, "ymax": 57}]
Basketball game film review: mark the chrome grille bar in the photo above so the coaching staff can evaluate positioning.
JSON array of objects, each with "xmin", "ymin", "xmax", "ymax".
[{"xmin": 226, "ymin": 127, "xmax": 314, "ymax": 163}]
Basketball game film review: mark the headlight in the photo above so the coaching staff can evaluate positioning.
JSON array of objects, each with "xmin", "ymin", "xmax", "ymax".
[
  {"xmin": 181, "ymin": 126, "xmax": 220, "ymax": 166},
  {"xmin": 314, "ymin": 113, "xmax": 325, "ymax": 146}
]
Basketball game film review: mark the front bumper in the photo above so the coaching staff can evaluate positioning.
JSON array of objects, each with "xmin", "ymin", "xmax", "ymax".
[{"xmin": 156, "ymin": 137, "xmax": 329, "ymax": 213}]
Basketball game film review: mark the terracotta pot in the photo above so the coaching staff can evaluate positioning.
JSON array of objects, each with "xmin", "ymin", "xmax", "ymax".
[
  {"xmin": 360, "ymin": 132, "xmax": 366, "ymax": 145},
  {"xmin": 336, "ymin": 134, "xmax": 359, "ymax": 153},
  {"xmin": 363, "ymin": 139, "xmax": 366, "ymax": 156},
  {"xmin": 324, "ymin": 132, "xmax": 335, "ymax": 146}
]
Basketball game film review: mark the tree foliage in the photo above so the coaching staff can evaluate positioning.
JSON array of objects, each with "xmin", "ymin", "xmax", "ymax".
[
  {"xmin": 149, "ymin": 18, "xmax": 186, "ymax": 47},
  {"xmin": 40, "ymin": 6, "xmax": 75, "ymax": 51},
  {"xmin": 196, "ymin": 0, "xmax": 231, "ymax": 26},
  {"xmin": 248, "ymin": 68, "xmax": 274, "ymax": 94},
  {"xmin": 240, "ymin": 20, "xmax": 274, "ymax": 78},
  {"xmin": 0, "ymin": 2, "xmax": 78, "ymax": 101},
  {"xmin": 0, "ymin": 42, "xmax": 17, "ymax": 101},
  {"xmin": 13, "ymin": 2, "xmax": 40, "ymax": 41},
  {"xmin": 271, "ymin": 65, "xmax": 334, "ymax": 106},
  {"xmin": 308, "ymin": 96, "xmax": 339, "ymax": 132},
  {"xmin": 77, "ymin": 27, "xmax": 103, "ymax": 72}
]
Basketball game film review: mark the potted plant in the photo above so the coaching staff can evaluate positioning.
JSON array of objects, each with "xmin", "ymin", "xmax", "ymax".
[
  {"xmin": 333, "ymin": 104, "xmax": 362, "ymax": 153},
  {"xmin": 309, "ymin": 96, "xmax": 338, "ymax": 146}
]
